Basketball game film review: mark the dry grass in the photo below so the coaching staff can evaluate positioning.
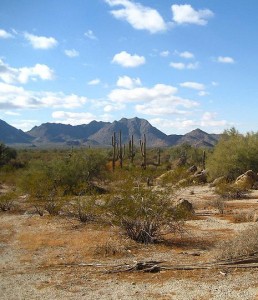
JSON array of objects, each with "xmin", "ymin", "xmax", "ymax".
[{"xmin": 1, "ymin": 185, "xmax": 258, "ymax": 299}]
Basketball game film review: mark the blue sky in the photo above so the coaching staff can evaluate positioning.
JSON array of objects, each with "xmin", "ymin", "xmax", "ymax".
[{"xmin": 0, "ymin": 0, "xmax": 257, "ymax": 134}]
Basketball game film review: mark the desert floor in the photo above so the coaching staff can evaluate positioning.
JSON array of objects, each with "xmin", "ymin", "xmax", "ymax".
[{"xmin": 1, "ymin": 185, "xmax": 258, "ymax": 300}]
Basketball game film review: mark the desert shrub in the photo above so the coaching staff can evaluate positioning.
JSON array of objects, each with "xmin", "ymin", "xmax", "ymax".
[
  {"xmin": 211, "ymin": 198, "xmax": 226, "ymax": 214},
  {"xmin": 18, "ymin": 160, "xmax": 64, "ymax": 216},
  {"xmin": 50, "ymin": 148, "xmax": 108, "ymax": 195},
  {"xmin": 207, "ymin": 128, "xmax": 258, "ymax": 180},
  {"xmin": 0, "ymin": 191, "xmax": 16, "ymax": 211},
  {"xmin": 0, "ymin": 143, "xmax": 17, "ymax": 167},
  {"xmin": 74, "ymin": 195, "xmax": 103, "ymax": 223},
  {"xmin": 106, "ymin": 180, "xmax": 184, "ymax": 244},
  {"xmin": 214, "ymin": 181, "xmax": 250, "ymax": 199},
  {"xmin": 214, "ymin": 224, "xmax": 258, "ymax": 260},
  {"xmin": 94, "ymin": 239, "xmax": 132, "ymax": 257},
  {"xmin": 169, "ymin": 143, "xmax": 209, "ymax": 168},
  {"xmin": 157, "ymin": 167, "xmax": 192, "ymax": 187},
  {"xmin": 231, "ymin": 211, "xmax": 254, "ymax": 223}
]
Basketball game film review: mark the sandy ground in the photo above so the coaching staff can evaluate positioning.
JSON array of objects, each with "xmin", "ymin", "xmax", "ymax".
[{"xmin": 1, "ymin": 186, "xmax": 258, "ymax": 300}]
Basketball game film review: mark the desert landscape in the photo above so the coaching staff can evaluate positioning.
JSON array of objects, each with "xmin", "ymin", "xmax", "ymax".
[{"xmin": 1, "ymin": 182, "xmax": 258, "ymax": 300}]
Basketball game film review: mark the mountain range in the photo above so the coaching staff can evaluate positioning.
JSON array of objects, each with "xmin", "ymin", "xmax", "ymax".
[{"xmin": 0, "ymin": 117, "xmax": 220, "ymax": 148}]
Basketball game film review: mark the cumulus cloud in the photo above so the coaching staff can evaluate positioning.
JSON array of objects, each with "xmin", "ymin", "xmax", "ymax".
[
  {"xmin": 160, "ymin": 50, "xmax": 170, "ymax": 57},
  {"xmin": 11, "ymin": 119, "xmax": 39, "ymax": 131},
  {"xmin": 112, "ymin": 51, "xmax": 145, "ymax": 67},
  {"xmin": 52, "ymin": 111, "xmax": 96, "ymax": 125},
  {"xmin": 0, "ymin": 82, "xmax": 87, "ymax": 110},
  {"xmin": 64, "ymin": 49, "xmax": 79, "ymax": 58},
  {"xmin": 88, "ymin": 78, "xmax": 101, "ymax": 85},
  {"xmin": 170, "ymin": 61, "xmax": 199, "ymax": 70},
  {"xmin": 216, "ymin": 56, "xmax": 235, "ymax": 64},
  {"xmin": 150, "ymin": 112, "xmax": 227, "ymax": 134},
  {"xmin": 105, "ymin": 0, "xmax": 167, "ymax": 33},
  {"xmin": 107, "ymin": 83, "xmax": 198, "ymax": 116},
  {"xmin": 180, "ymin": 81, "xmax": 205, "ymax": 90},
  {"xmin": 0, "ymin": 59, "xmax": 54, "ymax": 84},
  {"xmin": 179, "ymin": 51, "xmax": 194, "ymax": 59},
  {"xmin": 116, "ymin": 75, "xmax": 141, "ymax": 89},
  {"xmin": 24, "ymin": 32, "xmax": 58, "ymax": 49},
  {"xmin": 0, "ymin": 29, "xmax": 14, "ymax": 39},
  {"xmin": 84, "ymin": 30, "xmax": 97, "ymax": 40},
  {"xmin": 172, "ymin": 4, "xmax": 214, "ymax": 25}
]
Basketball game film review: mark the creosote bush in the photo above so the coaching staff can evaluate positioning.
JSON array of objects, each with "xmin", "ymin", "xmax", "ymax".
[
  {"xmin": 214, "ymin": 224, "xmax": 258, "ymax": 260},
  {"xmin": 0, "ymin": 191, "xmax": 16, "ymax": 211},
  {"xmin": 107, "ymin": 179, "xmax": 185, "ymax": 244},
  {"xmin": 214, "ymin": 181, "xmax": 250, "ymax": 199},
  {"xmin": 207, "ymin": 128, "xmax": 258, "ymax": 181},
  {"xmin": 18, "ymin": 148, "xmax": 108, "ymax": 215}
]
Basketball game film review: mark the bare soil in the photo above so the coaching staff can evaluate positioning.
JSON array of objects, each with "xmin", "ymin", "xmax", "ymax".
[{"xmin": 1, "ymin": 185, "xmax": 258, "ymax": 299}]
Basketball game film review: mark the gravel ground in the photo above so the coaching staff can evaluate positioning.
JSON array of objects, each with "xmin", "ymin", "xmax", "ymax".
[{"xmin": 1, "ymin": 186, "xmax": 258, "ymax": 300}]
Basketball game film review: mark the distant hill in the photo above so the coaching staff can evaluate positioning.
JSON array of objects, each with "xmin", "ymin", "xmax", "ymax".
[
  {"xmin": 0, "ymin": 119, "xmax": 34, "ymax": 144},
  {"xmin": 176, "ymin": 128, "xmax": 219, "ymax": 148},
  {"xmin": 28, "ymin": 121, "xmax": 108, "ymax": 145},
  {"xmin": 0, "ymin": 117, "xmax": 221, "ymax": 147}
]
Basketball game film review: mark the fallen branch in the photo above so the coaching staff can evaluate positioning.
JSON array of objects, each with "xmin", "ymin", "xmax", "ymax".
[{"xmin": 106, "ymin": 254, "xmax": 258, "ymax": 273}]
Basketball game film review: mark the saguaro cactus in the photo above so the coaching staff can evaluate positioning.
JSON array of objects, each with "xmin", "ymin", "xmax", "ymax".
[
  {"xmin": 202, "ymin": 150, "xmax": 206, "ymax": 170},
  {"xmin": 156, "ymin": 148, "xmax": 161, "ymax": 166},
  {"xmin": 111, "ymin": 132, "xmax": 118, "ymax": 171},
  {"xmin": 140, "ymin": 134, "xmax": 147, "ymax": 169},
  {"xmin": 118, "ymin": 130, "xmax": 125, "ymax": 168},
  {"xmin": 128, "ymin": 134, "xmax": 136, "ymax": 164}
]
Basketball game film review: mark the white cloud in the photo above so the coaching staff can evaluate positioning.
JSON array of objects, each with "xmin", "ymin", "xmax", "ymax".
[
  {"xmin": 116, "ymin": 75, "xmax": 141, "ymax": 89},
  {"xmin": 179, "ymin": 51, "xmax": 194, "ymax": 59},
  {"xmin": 0, "ymin": 82, "xmax": 87, "ymax": 110},
  {"xmin": 160, "ymin": 50, "xmax": 170, "ymax": 57},
  {"xmin": 198, "ymin": 91, "xmax": 209, "ymax": 97},
  {"xmin": 150, "ymin": 112, "xmax": 227, "ymax": 134},
  {"xmin": 52, "ymin": 111, "xmax": 95, "ymax": 125},
  {"xmin": 108, "ymin": 83, "xmax": 198, "ymax": 116},
  {"xmin": 103, "ymin": 102, "xmax": 125, "ymax": 112},
  {"xmin": 11, "ymin": 119, "xmax": 39, "ymax": 131},
  {"xmin": 112, "ymin": 51, "xmax": 145, "ymax": 67},
  {"xmin": 64, "ymin": 49, "xmax": 79, "ymax": 58},
  {"xmin": 84, "ymin": 30, "xmax": 97, "ymax": 40},
  {"xmin": 170, "ymin": 61, "xmax": 199, "ymax": 70},
  {"xmin": 4, "ymin": 111, "xmax": 20, "ymax": 116},
  {"xmin": 108, "ymin": 83, "xmax": 178, "ymax": 103},
  {"xmin": 0, "ymin": 59, "xmax": 54, "ymax": 84},
  {"xmin": 217, "ymin": 56, "xmax": 235, "ymax": 64},
  {"xmin": 88, "ymin": 78, "xmax": 101, "ymax": 85},
  {"xmin": 105, "ymin": 0, "xmax": 167, "ymax": 33},
  {"xmin": 200, "ymin": 112, "xmax": 227, "ymax": 127},
  {"xmin": 0, "ymin": 29, "xmax": 14, "ymax": 39},
  {"xmin": 172, "ymin": 4, "xmax": 214, "ymax": 25},
  {"xmin": 180, "ymin": 81, "xmax": 205, "ymax": 90},
  {"xmin": 24, "ymin": 32, "xmax": 58, "ymax": 49}
]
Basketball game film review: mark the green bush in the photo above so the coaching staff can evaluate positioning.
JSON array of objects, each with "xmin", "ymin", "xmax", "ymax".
[
  {"xmin": 0, "ymin": 143, "xmax": 17, "ymax": 167},
  {"xmin": 207, "ymin": 128, "xmax": 258, "ymax": 180},
  {"xmin": 214, "ymin": 181, "xmax": 250, "ymax": 199},
  {"xmin": 0, "ymin": 191, "xmax": 16, "ymax": 211},
  {"xmin": 106, "ymin": 180, "xmax": 184, "ymax": 244}
]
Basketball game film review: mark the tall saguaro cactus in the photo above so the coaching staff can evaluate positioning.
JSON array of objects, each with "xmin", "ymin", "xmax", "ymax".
[
  {"xmin": 156, "ymin": 148, "xmax": 161, "ymax": 166},
  {"xmin": 118, "ymin": 130, "xmax": 125, "ymax": 168},
  {"xmin": 128, "ymin": 134, "xmax": 136, "ymax": 164},
  {"xmin": 140, "ymin": 134, "xmax": 147, "ymax": 170},
  {"xmin": 202, "ymin": 150, "xmax": 206, "ymax": 170},
  {"xmin": 111, "ymin": 132, "xmax": 118, "ymax": 171}
]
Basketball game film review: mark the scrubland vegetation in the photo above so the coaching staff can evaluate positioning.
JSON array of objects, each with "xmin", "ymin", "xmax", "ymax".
[
  {"xmin": 1, "ymin": 128, "xmax": 258, "ymax": 246},
  {"xmin": 1, "ymin": 128, "xmax": 258, "ymax": 299}
]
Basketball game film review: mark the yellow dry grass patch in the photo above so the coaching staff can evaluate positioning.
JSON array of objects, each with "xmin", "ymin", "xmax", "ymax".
[{"xmin": 16, "ymin": 215, "xmax": 121, "ymax": 265}]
